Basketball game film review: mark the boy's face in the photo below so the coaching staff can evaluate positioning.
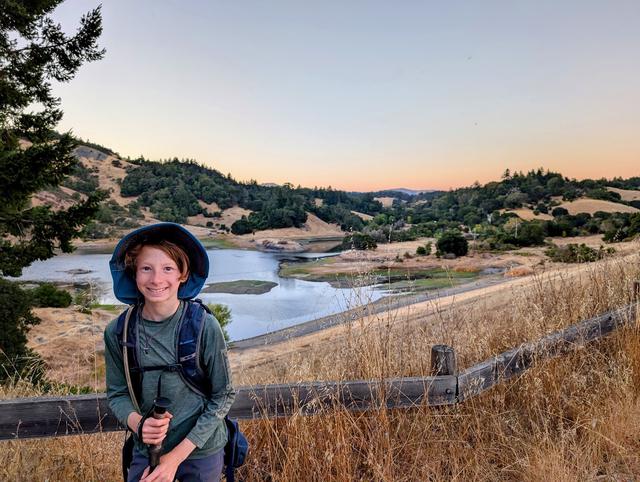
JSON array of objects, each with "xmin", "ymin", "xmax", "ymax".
[{"xmin": 134, "ymin": 245, "xmax": 187, "ymax": 306}]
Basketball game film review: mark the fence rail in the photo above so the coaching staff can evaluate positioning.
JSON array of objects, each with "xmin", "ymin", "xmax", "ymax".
[{"xmin": 1, "ymin": 300, "xmax": 637, "ymax": 441}]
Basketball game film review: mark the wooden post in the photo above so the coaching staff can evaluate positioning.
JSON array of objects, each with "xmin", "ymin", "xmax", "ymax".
[{"xmin": 430, "ymin": 344, "xmax": 457, "ymax": 376}]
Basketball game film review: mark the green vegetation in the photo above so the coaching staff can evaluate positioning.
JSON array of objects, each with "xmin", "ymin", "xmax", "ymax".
[
  {"xmin": 280, "ymin": 260, "xmax": 477, "ymax": 289},
  {"xmin": 207, "ymin": 303, "xmax": 232, "ymax": 342},
  {"xmin": 61, "ymin": 162, "xmax": 100, "ymax": 194},
  {"xmin": 0, "ymin": 1, "xmax": 104, "ymax": 381},
  {"xmin": 0, "ymin": 279, "xmax": 43, "ymax": 382},
  {"xmin": 437, "ymin": 230, "xmax": 469, "ymax": 257},
  {"xmin": 119, "ymin": 158, "xmax": 381, "ymax": 231},
  {"xmin": 341, "ymin": 232, "xmax": 378, "ymax": 250},
  {"xmin": 545, "ymin": 244, "xmax": 616, "ymax": 263},
  {"xmin": 200, "ymin": 237, "xmax": 236, "ymax": 249},
  {"xmin": 100, "ymin": 152, "xmax": 640, "ymax": 250},
  {"xmin": 353, "ymin": 169, "xmax": 640, "ymax": 251},
  {"xmin": 29, "ymin": 283, "xmax": 72, "ymax": 308},
  {"xmin": 81, "ymin": 199, "xmax": 141, "ymax": 239},
  {"xmin": 381, "ymin": 272, "xmax": 477, "ymax": 293},
  {"xmin": 89, "ymin": 304, "xmax": 122, "ymax": 313},
  {"xmin": 202, "ymin": 280, "xmax": 278, "ymax": 295}
]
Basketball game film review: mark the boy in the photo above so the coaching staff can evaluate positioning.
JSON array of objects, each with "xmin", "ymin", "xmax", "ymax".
[{"xmin": 104, "ymin": 223, "xmax": 235, "ymax": 482}]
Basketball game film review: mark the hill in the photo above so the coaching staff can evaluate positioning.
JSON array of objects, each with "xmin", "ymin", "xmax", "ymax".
[
  {"xmin": 607, "ymin": 186, "xmax": 640, "ymax": 202},
  {"xmin": 35, "ymin": 142, "xmax": 386, "ymax": 246},
  {"xmin": 368, "ymin": 168, "xmax": 640, "ymax": 247},
  {"xmin": 35, "ymin": 143, "xmax": 640, "ymax": 249},
  {"xmin": 559, "ymin": 198, "xmax": 640, "ymax": 215}
]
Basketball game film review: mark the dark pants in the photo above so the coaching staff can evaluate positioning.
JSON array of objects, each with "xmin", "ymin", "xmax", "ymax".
[{"xmin": 127, "ymin": 448, "xmax": 224, "ymax": 482}]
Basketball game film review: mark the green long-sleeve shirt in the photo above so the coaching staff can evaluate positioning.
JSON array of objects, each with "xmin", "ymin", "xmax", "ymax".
[{"xmin": 104, "ymin": 301, "xmax": 235, "ymax": 458}]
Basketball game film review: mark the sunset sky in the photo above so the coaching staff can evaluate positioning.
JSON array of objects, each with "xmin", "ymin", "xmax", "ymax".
[{"xmin": 51, "ymin": 1, "xmax": 639, "ymax": 191}]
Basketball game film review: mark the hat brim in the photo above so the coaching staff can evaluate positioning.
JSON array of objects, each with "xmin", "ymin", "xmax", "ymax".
[{"xmin": 109, "ymin": 223, "xmax": 209, "ymax": 305}]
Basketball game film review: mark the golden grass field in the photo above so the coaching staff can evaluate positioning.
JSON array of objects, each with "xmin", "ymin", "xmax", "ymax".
[
  {"xmin": 558, "ymin": 198, "xmax": 639, "ymax": 215},
  {"xmin": 374, "ymin": 197, "xmax": 396, "ymax": 208},
  {"xmin": 501, "ymin": 208, "xmax": 553, "ymax": 221},
  {"xmin": 3, "ymin": 245, "xmax": 640, "ymax": 480},
  {"xmin": 351, "ymin": 210, "xmax": 374, "ymax": 221},
  {"xmin": 607, "ymin": 187, "xmax": 640, "ymax": 202}
]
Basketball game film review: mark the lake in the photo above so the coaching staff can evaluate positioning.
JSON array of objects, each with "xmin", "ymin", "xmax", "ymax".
[{"xmin": 13, "ymin": 249, "xmax": 384, "ymax": 341}]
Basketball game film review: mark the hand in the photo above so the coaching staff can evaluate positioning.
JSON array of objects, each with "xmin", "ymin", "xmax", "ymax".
[
  {"xmin": 141, "ymin": 411, "xmax": 173, "ymax": 445},
  {"xmin": 140, "ymin": 453, "xmax": 180, "ymax": 482}
]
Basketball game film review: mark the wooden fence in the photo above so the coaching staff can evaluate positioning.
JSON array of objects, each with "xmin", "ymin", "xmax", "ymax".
[{"xmin": 1, "ymin": 297, "xmax": 638, "ymax": 441}]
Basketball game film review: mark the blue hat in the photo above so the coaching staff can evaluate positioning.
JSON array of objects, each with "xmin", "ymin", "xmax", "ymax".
[{"xmin": 110, "ymin": 223, "xmax": 209, "ymax": 305}]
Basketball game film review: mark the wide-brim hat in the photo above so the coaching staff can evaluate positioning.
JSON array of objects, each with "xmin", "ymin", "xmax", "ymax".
[{"xmin": 109, "ymin": 223, "xmax": 209, "ymax": 305}]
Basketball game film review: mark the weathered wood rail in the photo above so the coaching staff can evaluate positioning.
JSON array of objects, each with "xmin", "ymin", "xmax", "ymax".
[{"xmin": 1, "ymin": 299, "xmax": 637, "ymax": 441}]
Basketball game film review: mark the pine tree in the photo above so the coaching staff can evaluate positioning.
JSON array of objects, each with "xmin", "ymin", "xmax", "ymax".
[
  {"xmin": 0, "ymin": 1, "xmax": 104, "ymax": 379},
  {"xmin": 0, "ymin": 1, "xmax": 105, "ymax": 277}
]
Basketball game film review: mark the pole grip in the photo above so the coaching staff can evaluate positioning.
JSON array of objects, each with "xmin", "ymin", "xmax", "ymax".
[{"xmin": 148, "ymin": 397, "xmax": 171, "ymax": 472}]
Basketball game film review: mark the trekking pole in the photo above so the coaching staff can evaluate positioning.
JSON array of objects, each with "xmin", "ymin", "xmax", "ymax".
[{"xmin": 148, "ymin": 397, "xmax": 171, "ymax": 473}]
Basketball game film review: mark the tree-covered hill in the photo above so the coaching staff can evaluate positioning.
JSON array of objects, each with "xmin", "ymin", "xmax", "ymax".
[
  {"xmin": 117, "ymin": 157, "xmax": 384, "ymax": 233},
  {"xmin": 368, "ymin": 169, "xmax": 640, "ymax": 248},
  {"xmin": 55, "ymin": 143, "xmax": 640, "ymax": 246}
]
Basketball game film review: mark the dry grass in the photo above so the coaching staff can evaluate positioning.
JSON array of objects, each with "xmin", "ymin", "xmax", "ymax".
[
  {"xmin": 374, "ymin": 197, "xmax": 396, "ymax": 208},
  {"xmin": 501, "ymin": 208, "xmax": 553, "ymax": 221},
  {"xmin": 3, "ymin": 254, "xmax": 640, "ymax": 481},
  {"xmin": 558, "ymin": 198, "xmax": 639, "ymax": 215},
  {"xmin": 351, "ymin": 210, "xmax": 374, "ymax": 221},
  {"xmin": 607, "ymin": 187, "xmax": 640, "ymax": 202}
]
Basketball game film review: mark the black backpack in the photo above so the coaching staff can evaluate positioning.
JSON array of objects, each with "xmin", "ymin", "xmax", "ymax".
[{"xmin": 116, "ymin": 300, "xmax": 248, "ymax": 481}]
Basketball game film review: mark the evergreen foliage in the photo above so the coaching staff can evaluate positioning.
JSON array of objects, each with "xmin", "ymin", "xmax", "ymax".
[
  {"xmin": 61, "ymin": 162, "xmax": 99, "ymax": 194},
  {"xmin": 0, "ymin": 279, "xmax": 43, "ymax": 381},
  {"xmin": 0, "ymin": 1, "xmax": 104, "ymax": 379},
  {"xmin": 207, "ymin": 303, "xmax": 232, "ymax": 342},
  {"xmin": 437, "ymin": 231, "xmax": 469, "ymax": 257},
  {"xmin": 119, "ymin": 158, "xmax": 381, "ymax": 230},
  {"xmin": 29, "ymin": 283, "xmax": 72, "ymax": 308},
  {"xmin": 342, "ymin": 232, "xmax": 378, "ymax": 250},
  {"xmin": 0, "ymin": 1, "xmax": 105, "ymax": 277},
  {"xmin": 110, "ymin": 155, "xmax": 640, "ymax": 248}
]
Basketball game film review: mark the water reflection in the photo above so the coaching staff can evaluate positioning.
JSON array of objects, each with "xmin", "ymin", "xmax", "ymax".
[{"xmin": 14, "ymin": 249, "xmax": 382, "ymax": 340}]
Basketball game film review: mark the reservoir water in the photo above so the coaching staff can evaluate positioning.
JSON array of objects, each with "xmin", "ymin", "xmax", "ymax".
[{"xmin": 14, "ymin": 249, "xmax": 383, "ymax": 341}]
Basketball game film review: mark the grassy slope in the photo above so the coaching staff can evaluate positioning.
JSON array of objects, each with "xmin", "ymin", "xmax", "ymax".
[{"xmin": 3, "ymin": 253, "xmax": 640, "ymax": 480}]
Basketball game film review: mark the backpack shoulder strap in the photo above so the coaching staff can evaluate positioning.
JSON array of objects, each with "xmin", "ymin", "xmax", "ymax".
[
  {"xmin": 116, "ymin": 305, "xmax": 141, "ymax": 413},
  {"xmin": 176, "ymin": 300, "xmax": 211, "ymax": 397}
]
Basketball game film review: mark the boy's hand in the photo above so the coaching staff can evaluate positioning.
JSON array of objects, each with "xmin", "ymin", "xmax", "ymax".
[
  {"xmin": 139, "ymin": 437, "xmax": 197, "ymax": 481},
  {"xmin": 141, "ymin": 411, "xmax": 173, "ymax": 445},
  {"xmin": 139, "ymin": 457, "xmax": 179, "ymax": 482}
]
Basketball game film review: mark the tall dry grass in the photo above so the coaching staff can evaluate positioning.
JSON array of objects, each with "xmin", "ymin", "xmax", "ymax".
[{"xmin": 2, "ymin": 252, "xmax": 640, "ymax": 481}]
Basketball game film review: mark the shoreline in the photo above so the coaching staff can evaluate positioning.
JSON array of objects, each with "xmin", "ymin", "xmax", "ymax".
[{"xmin": 230, "ymin": 274, "xmax": 508, "ymax": 349}]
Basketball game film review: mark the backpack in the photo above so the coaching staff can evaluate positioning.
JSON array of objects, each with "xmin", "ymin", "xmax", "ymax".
[{"xmin": 116, "ymin": 300, "xmax": 248, "ymax": 482}]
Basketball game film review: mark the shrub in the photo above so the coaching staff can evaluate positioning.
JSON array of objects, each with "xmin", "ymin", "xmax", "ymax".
[
  {"xmin": 437, "ymin": 230, "xmax": 468, "ymax": 257},
  {"xmin": 30, "ymin": 283, "xmax": 72, "ymax": 308},
  {"xmin": 552, "ymin": 207, "xmax": 569, "ymax": 217},
  {"xmin": 342, "ymin": 233, "xmax": 377, "ymax": 250},
  {"xmin": 207, "ymin": 303, "xmax": 232, "ymax": 342},
  {"xmin": 535, "ymin": 202, "xmax": 548, "ymax": 214},
  {"xmin": 231, "ymin": 217, "xmax": 253, "ymax": 235},
  {"xmin": 545, "ymin": 243, "xmax": 615, "ymax": 263},
  {"xmin": 0, "ymin": 279, "xmax": 44, "ymax": 382},
  {"xmin": 416, "ymin": 246, "xmax": 426, "ymax": 256}
]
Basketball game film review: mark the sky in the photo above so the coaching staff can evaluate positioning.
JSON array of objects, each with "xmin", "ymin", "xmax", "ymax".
[{"xmin": 51, "ymin": 0, "xmax": 640, "ymax": 192}]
